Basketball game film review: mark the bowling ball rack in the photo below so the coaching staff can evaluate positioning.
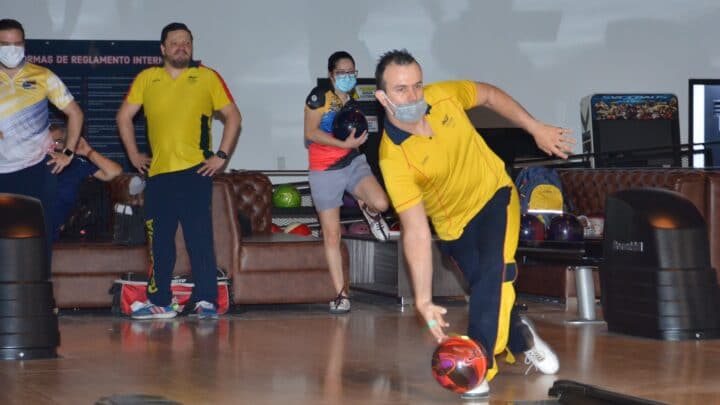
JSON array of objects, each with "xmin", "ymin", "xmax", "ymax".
[{"xmin": 517, "ymin": 239, "xmax": 605, "ymax": 325}]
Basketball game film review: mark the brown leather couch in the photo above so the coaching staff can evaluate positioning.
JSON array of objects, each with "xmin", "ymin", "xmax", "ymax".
[
  {"xmin": 51, "ymin": 171, "xmax": 347, "ymax": 309},
  {"xmin": 515, "ymin": 168, "xmax": 720, "ymax": 300}
]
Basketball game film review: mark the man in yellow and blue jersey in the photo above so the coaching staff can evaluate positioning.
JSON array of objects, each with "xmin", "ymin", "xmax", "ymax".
[
  {"xmin": 375, "ymin": 49, "xmax": 574, "ymax": 400},
  {"xmin": 0, "ymin": 19, "xmax": 84, "ymax": 263},
  {"xmin": 116, "ymin": 22, "xmax": 241, "ymax": 320}
]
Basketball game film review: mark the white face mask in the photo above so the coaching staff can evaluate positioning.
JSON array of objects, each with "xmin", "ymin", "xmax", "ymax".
[{"xmin": 0, "ymin": 45, "xmax": 25, "ymax": 69}]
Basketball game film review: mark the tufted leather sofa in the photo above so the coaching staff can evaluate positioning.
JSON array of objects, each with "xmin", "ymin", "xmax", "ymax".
[
  {"xmin": 51, "ymin": 171, "xmax": 346, "ymax": 308},
  {"xmin": 515, "ymin": 168, "xmax": 720, "ymax": 300}
]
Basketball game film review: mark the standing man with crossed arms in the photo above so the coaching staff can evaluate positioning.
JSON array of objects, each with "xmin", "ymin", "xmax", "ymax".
[{"xmin": 117, "ymin": 22, "xmax": 241, "ymax": 320}]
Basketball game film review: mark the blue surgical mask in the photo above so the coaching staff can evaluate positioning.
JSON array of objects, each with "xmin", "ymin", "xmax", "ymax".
[
  {"xmin": 335, "ymin": 74, "xmax": 357, "ymax": 93},
  {"xmin": 385, "ymin": 94, "xmax": 427, "ymax": 123}
]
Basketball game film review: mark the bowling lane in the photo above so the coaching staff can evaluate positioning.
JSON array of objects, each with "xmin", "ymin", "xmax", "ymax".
[{"xmin": 0, "ymin": 297, "xmax": 719, "ymax": 404}]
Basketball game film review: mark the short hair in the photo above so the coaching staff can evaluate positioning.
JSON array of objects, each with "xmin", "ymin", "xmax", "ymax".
[
  {"xmin": 161, "ymin": 22, "xmax": 193, "ymax": 44},
  {"xmin": 327, "ymin": 51, "xmax": 355, "ymax": 73},
  {"xmin": 48, "ymin": 123, "xmax": 63, "ymax": 132},
  {"xmin": 375, "ymin": 49, "xmax": 418, "ymax": 91},
  {"xmin": 48, "ymin": 123, "xmax": 65, "ymax": 142},
  {"xmin": 0, "ymin": 19, "xmax": 25, "ymax": 41}
]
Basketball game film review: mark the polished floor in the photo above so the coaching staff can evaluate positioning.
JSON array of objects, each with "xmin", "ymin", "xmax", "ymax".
[{"xmin": 1, "ymin": 295, "xmax": 719, "ymax": 405}]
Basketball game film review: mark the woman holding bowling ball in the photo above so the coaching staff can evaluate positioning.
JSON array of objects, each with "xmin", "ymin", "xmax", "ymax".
[{"xmin": 304, "ymin": 51, "xmax": 390, "ymax": 314}]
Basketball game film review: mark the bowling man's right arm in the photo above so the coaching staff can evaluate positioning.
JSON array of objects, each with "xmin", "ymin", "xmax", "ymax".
[
  {"xmin": 398, "ymin": 202, "xmax": 450, "ymax": 343},
  {"xmin": 303, "ymin": 107, "xmax": 367, "ymax": 149},
  {"xmin": 116, "ymin": 101, "xmax": 151, "ymax": 174}
]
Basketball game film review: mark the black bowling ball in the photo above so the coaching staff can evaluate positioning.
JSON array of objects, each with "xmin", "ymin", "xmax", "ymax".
[{"xmin": 331, "ymin": 107, "xmax": 368, "ymax": 141}]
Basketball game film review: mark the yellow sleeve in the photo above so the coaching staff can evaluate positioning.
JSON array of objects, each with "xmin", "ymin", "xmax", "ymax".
[
  {"xmin": 428, "ymin": 80, "xmax": 477, "ymax": 110},
  {"xmin": 125, "ymin": 69, "xmax": 148, "ymax": 105},
  {"xmin": 379, "ymin": 138, "xmax": 423, "ymax": 213},
  {"xmin": 207, "ymin": 68, "xmax": 234, "ymax": 111},
  {"xmin": 45, "ymin": 70, "xmax": 73, "ymax": 110}
]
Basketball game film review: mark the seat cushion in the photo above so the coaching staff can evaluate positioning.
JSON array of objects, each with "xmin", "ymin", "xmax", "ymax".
[
  {"xmin": 240, "ymin": 234, "xmax": 329, "ymax": 273},
  {"xmin": 52, "ymin": 242, "xmax": 148, "ymax": 275}
]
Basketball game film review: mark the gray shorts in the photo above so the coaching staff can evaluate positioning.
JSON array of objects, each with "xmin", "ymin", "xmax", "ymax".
[{"xmin": 308, "ymin": 154, "xmax": 374, "ymax": 212}]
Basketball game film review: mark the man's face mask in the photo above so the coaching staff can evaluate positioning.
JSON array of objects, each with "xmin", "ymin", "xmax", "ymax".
[
  {"xmin": 0, "ymin": 45, "xmax": 25, "ymax": 69},
  {"xmin": 384, "ymin": 93, "xmax": 427, "ymax": 123},
  {"xmin": 334, "ymin": 74, "xmax": 357, "ymax": 93}
]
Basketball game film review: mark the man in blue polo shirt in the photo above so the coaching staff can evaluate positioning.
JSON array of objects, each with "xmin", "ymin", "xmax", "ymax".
[{"xmin": 50, "ymin": 124, "xmax": 122, "ymax": 241}]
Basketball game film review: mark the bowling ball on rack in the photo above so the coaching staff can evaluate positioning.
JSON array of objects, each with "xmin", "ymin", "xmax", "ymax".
[
  {"xmin": 520, "ymin": 213, "xmax": 546, "ymax": 241},
  {"xmin": 284, "ymin": 222, "xmax": 312, "ymax": 236},
  {"xmin": 431, "ymin": 335, "xmax": 488, "ymax": 394},
  {"xmin": 331, "ymin": 107, "xmax": 368, "ymax": 141},
  {"xmin": 342, "ymin": 192, "xmax": 358, "ymax": 208},
  {"xmin": 547, "ymin": 214, "xmax": 584, "ymax": 242},
  {"xmin": 347, "ymin": 221, "xmax": 369, "ymax": 235},
  {"xmin": 272, "ymin": 184, "xmax": 301, "ymax": 208}
]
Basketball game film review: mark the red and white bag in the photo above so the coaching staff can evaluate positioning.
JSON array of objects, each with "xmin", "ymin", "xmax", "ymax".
[{"xmin": 110, "ymin": 273, "xmax": 232, "ymax": 316}]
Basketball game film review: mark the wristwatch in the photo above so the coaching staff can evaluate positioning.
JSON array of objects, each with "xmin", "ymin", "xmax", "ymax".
[
  {"xmin": 216, "ymin": 150, "xmax": 229, "ymax": 160},
  {"xmin": 62, "ymin": 148, "xmax": 74, "ymax": 159}
]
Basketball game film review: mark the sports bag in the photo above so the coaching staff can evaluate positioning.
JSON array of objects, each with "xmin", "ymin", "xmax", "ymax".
[{"xmin": 110, "ymin": 270, "xmax": 232, "ymax": 316}]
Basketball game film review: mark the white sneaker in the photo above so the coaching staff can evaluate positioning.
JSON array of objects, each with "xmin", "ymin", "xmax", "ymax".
[
  {"xmin": 359, "ymin": 202, "xmax": 390, "ymax": 241},
  {"xmin": 521, "ymin": 316, "xmax": 560, "ymax": 375},
  {"xmin": 460, "ymin": 379, "xmax": 489, "ymax": 401},
  {"xmin": 329, "ymin": 294, "xmax": 351, "ymax": 314}
]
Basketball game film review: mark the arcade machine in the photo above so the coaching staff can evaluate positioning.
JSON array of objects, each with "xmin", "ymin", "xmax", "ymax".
[{"xmin": 580, "ymin": 94, "xmax": 681, "ymax": 168}]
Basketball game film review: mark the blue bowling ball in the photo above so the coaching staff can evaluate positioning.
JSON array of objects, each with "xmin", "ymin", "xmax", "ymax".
[{"xmin": 547, "ymin": 214, "xmax": 584, "ymax": 242}]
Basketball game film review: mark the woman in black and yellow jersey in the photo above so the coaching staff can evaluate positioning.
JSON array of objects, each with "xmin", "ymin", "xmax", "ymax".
[{"xmin": 303, "ymin": 51, "xmax": 390, "ymax": 314}]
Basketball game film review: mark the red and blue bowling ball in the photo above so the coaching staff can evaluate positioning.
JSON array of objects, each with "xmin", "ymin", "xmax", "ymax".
[
  {"xmin": 331, "ymin": 107, "xmax": 368, "ymax": 141},
  {"xmin": 547, "ymin": 214, "xmax": 584, "ymax": 242},
  {"xmin": 520, "ymin": 213, "xmax": 546, "ymax": 241},
  {"xmin": 431, "ymin": 335, "xmax": 488, "ymax": 393}
]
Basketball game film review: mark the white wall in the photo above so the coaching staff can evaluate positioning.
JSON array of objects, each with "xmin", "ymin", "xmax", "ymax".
[{"xmin": 7, "ymin": 0, "xmax": 720, "ymax": 171}]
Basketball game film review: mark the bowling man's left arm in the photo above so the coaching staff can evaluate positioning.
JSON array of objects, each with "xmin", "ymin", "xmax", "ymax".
[
  {"xmin": 398, "ymin": 202, "xmax": 450, "ymax": 343},
  {"xmin": 473, "ymin": 82, "xmax": 575, "ymax": 159},
  {"xmin": 197, "ymin": 102, "xmax": 242, "ymax": 177}
]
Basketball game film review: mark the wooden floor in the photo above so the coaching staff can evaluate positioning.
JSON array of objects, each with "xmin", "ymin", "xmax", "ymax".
[{"xmin": 1, "ymin": 295, "xmax": 719, "ymax": 405}]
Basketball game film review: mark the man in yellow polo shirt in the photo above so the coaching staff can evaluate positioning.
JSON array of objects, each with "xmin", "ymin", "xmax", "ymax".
[
  {"xmin": 375, "ymin": 49, "xmax": 574, "ymax": 399},
  {"xmin": 117, "ymin": 22, "xmax": 241, "ymax": 320}
]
